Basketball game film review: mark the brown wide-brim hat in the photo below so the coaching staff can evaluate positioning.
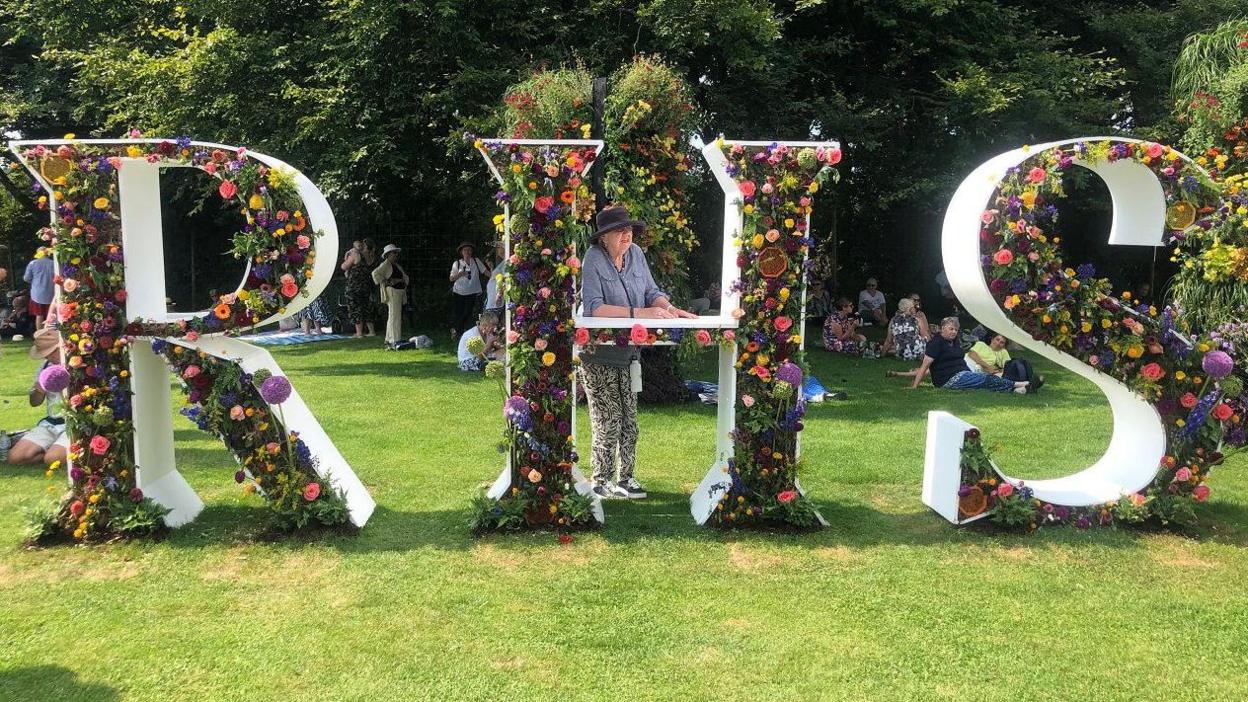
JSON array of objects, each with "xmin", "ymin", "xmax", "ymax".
[
  {"xmin": 590, "ymin": 206, "xmax": 645, "ymax": 243},
  {"xmin": 29, "ymin": 326, "xmax": 61, "ymax": 361},
  {"xmin": 456, "ymin": 241, "xmax": 475, "ymax": 255}
]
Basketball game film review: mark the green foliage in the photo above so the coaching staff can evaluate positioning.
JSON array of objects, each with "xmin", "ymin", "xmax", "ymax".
[
  {"xmin": 1172, "ymin": 19, "xmax": 1248, "ymax": 152},
  {"xmin": 22, "ymin": 495, "xmax": 63, "ymax": 544},
  {"xmin": 989, "ymin": 494, "xmax": 1038, "ymax": 529},
  {"xmin": 470, "ymin": 489, "xmax": 529, "ymax": 533},
  {"xmin": 1149, "ymin": 491, "xmax": 1199, "ymax": 527},
  {"xmin": 106, "ymin": 496, "xmax": 171, "ymax": 537}
]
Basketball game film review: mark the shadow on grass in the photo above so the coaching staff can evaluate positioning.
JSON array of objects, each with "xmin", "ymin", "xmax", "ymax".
[{"xmin": 0, "ymin": 665, "xmax": 119, "ymax": 701}]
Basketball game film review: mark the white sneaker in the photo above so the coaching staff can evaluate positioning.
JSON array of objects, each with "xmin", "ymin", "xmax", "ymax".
[{"xmin": 617, "ymin": 478, "xmax": 647, "ymax": 499}]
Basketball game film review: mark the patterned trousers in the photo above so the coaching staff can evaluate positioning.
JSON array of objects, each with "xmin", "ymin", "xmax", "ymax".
[{"xmin": 578, "ymin": 362, "xmax": 638, "ymax": 485}]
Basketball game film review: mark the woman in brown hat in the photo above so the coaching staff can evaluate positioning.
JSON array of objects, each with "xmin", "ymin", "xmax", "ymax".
[
  {"xmin": 3, "ymin": 327, "xmax": 68, "ymax": 466},
  {"xmin": 448, "ymin": 241, "xmax": 488, "ymax": 340},
  {"xmin": 579, "ymin": 204, "xmax": 696, "ymax": 500}
]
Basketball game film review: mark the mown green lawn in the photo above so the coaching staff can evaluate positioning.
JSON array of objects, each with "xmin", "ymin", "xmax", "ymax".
[{"xmin": 1, "ymin": 331, "xmax": 1245, "ymax": 701}]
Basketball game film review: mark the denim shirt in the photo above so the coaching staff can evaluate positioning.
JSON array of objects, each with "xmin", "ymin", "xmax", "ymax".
[{"xmin": 580, "ymin": 242, "xmax": 667, "ymax": 367}]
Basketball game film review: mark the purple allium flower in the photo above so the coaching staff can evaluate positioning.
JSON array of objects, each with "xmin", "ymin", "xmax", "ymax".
[
  {"xmin": 259, "ymin": 375, "xmax": 292, "ymax": 404},
  {"xmin": 504, "ymin": 396, "xmax": 532, "ymax": 430},
  {"xmin": 235, "ymin": 470, "xmax": 246, "ymax": 483},
  {"xmin": 776, "ymin": 362, "xmax": 803, "ymax": 387},
  {"xmin": 1202, "ymin": 350, "xmax": 1233, "ymax": 379},
  {"xmin": 38, "ymin": 364, "xmax": 70, "ymax": 393}
]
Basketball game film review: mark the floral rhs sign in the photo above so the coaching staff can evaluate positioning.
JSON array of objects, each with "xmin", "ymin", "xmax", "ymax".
[
  {"xmin": 926, "ymin": 138, "xmax": 1243, "ymax": 530},
  {"xmin": 12, "ymin": 138, "xmax": 374, "ymax": 541}
]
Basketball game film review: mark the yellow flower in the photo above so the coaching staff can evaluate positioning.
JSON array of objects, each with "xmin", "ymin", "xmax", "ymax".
[
  {"xmin": 779, "ymin": 288, "xmax": 790, "ymax": 301},
  {"xmin": 93, "ymin": 197, "xmax": 110, "ymax": 210},
  {"xmin": 1175, "ymin": 371, "xmax": 1186, "ymax": 381},
  {"xmin": 790, "ymin": 335, "xmax": 801, "ymax": 345},
  {"xmin": 752, "ymin": 234, "xmax": 764, "ymax": 249},
  {"xmin": 542, "ymin": 352, "xmax": 556, "ymax": 366},
  {"xmin": 743, "ymin": 204, "xmax": 754, "ymax": 214},
  {"xmin": 248, "ymin": 193, "xmax": 264, "ymax": 210},
  {"xmin": 1101, "ymin": 319, "xmax": 1112, "ymax": 329},
  {"xmin": 1081, "ymin": 322, "xmax": 1092, "ymax": 333},
  {"xmin": 126, "ymin": 145, "xmax": 142, "ymax": 158},
  {"xmin": 807, "ymin": 182, "xmax": 819, "ymax": 194},
  {"xmin": 1020, "ymin": 191, "xmax": 1036, "ymax": 209},
  {"xmin": 784, "ymin": 218, "xmax": 795, "ymax": 229}
]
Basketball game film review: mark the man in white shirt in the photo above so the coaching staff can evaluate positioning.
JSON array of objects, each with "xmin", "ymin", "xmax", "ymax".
[
  {"xmin": 858, "ymin": 277, "xmax": 887, "ymax": 325},
  {"xmin": 457, "ymin": 310, "xmax": 502, "ymax": 371}
]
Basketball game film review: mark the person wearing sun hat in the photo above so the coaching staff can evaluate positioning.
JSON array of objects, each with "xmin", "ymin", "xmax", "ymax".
[
  {"xmin": 3, "ymin": 327, "xmax": 69, "ymax": 466},
  {"xmin": 371, "ymin": 243, "xmax": 409, "ymax": 348},
  {"xmin": 579, "ymin": 203, "xmax": 697, "ymax": 501},
  {"xmin": 449, "ymin": 240, "xmax": 488, "ymax": 340}
]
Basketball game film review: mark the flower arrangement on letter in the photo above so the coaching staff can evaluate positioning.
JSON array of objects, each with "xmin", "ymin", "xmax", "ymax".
[
  {"xmin": 969, "ymin": 140, "xmax": 1244, "ymax": 529},
  {"xmin": 709, "ymin": 141, "xmax": 841, "ymax": 528},
  {"xmin": 17, "ymin": 138, "xmax": 331, "ymax": 540},
  {"xmin": 156, "ymin": 344, "xmax": 348, "ymax": 529},
  {"xmin": 471, "ymin": 140, "xmax": 600, "ymax": 532}
]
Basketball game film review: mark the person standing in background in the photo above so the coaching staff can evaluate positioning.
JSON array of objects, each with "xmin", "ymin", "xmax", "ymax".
[
  {"xmin": 449, "ymin": 241, "xmax": 488, "ymax": 340},
  {"xmin": 484, "ymin": 241, "xmax": 506, "ymax": 314},
  {"xmin": 372, "ymin": 244, "xmax": 409, "ymax": 348},
  {"xmin": 23, "ymin": 248, "xmax": 55, "ymax": 331},
  {"xmin": 342, "ymin": 239, "xmax": 378, "ymax": 338}
]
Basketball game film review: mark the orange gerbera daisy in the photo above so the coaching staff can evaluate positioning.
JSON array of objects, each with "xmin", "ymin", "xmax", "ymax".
[
  {"xmin": 213, "ymin": 303, "xmax": 232, "ymax": 320},
  {"xmin": 559, "ymin": 190, "xmax": 575, "ymax": 204}
]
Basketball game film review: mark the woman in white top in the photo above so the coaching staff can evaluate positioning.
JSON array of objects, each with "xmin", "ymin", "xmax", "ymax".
[
  {"xmin": 372, "ymin": 244, "xmax": 410, "ymax": 348},
  {"xmin": 449, "ymin": 241, "xmax": 488, "ymax": 340}
]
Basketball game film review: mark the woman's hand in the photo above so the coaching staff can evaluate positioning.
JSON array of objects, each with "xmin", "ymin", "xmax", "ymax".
[
  {"xmin": 670, "ymin": 307, "xmax": 698, "ymax": 319},
  {"xmin": 638, "ymin": 306, "xmax": 676, "ymax": 320}
]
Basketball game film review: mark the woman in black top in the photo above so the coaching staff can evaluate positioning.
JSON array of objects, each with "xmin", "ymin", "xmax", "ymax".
[{"xmin": 910, "ymin": 317, "xmax": 1033, "ymax": 394}]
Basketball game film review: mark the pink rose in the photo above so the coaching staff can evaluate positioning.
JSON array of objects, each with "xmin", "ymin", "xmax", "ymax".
[
  {"xmin": 1027, "ymin": 252, "xmax": 1040, "ymax": 262},
  {"xmin": 777, "ymin": 490, "xmax": 797, "ymax": 504},
  {"xmin": 266, "ymin": 442, "xmax": 281, "ymax": 455},
  {"xmin": 203, "ymin": 162, "xmax": 217, "ymax": 175},
  {"xmin": 980, "ymin": 209, "xmax": 997, "ymax": 224},
  {"xmin": 741, "ymin": 394, "xmax": 755, "ymax": 407},
  {"xmin": 230, "ymin": 405, "xmax": 245, "ymax": 421},
  {"xmin": 824, "ymin": 147, "xmax": 842, "ymax": 165},
  {"xmin": 1175, "ymin": 467, "xmax": 1192, "ymax": 482},
  {"xmin": 1180, "ymin": 392, "xmax": 1198, "ymax": 409},
  {"xmin": 1129, "ymin": 493, "xmax": 1146, "ymax": 507},
  {"xmin": 1026, "ymin": 167, "xmax": 1046, "ymax": 184},
  {"xmin": 774, "ymin": 316, "xmax": 792, "ymax": 333},
  {"xmin": 997, "ymin": 482, "xmax": 1014, "ymax": 498},
  {"xmin": 766, "ymin": 229, "xmax": 780, "ymax": 242},
  {"xmin": 534, "ymin": 338, "xmax": 548, "ymax": 351},
  {"xmin": 753, "ymin": 365, "xmax": 771, "ymax": 380},
  {"xmin": 722, "ymin": 330, "xmax": 735, "ymax": 342},
  {"xmin": 303, "ymin": 482, "xmax": 321, "ymax": 501},
  {"xmin": 630, "ymin": 324, "xmax": 648, "ymax": 345},
  {"xmin": 89, "ymin": 435, "xmax": 111, "ymax": 456},
  {"xmin": 1146, "ymin": 142, "xmax": 1164, "ymax": 158},
  {"xmin": 731, "ymin": 308, "xmax": 745, "ymax": 320},
  {"xmin": 738, "ymin": 181, "xmax": 756, "ymax": 198},
  {"xmin": 993, "ymin": 249, "xmax": 1014, "ymax": 266},
  {"xmin": 1193, "ymin": 484, "xmax": 1210, "ymax": 502},
  {"xmin": 62, "ymin": 278, "xmax": 78, "ymax": 292},
  {"xmin": 538, "ymin": 287, "xmax": 551, "ymax": 299},
  {"xmin": 296, "ymin": 235, "xmax": 311, "ymax": 250},
  {"xmin": 185, "ymin": 331, "xmax": 199, "ymax": 342},
  {"xmin": 218, "ymin": 179, "xmax": 238, "ymax": 199},
  {"xmin": 534, "ymin": 196, "xmax": 554, "ymax": 214},
  {"xmin": 183, "ymin": 365, "xmax": 201, "ymax": 379},
  {"xmin": 1139, "ymin": 363, "xmax": 1164, "ymax": 382},
  {"xmin": 566, "ymin": 255, "xmax": 580, "ymax": 269},
  {"xmin": 506, "ymin": 330, "xmax": 520, "ymax": 344},
  {"xmin": 281, "ymin": 282, "xmax": 299, "ymax": 298},
  {"xmin": 695, "ymin": 329, "xmax": 711, "ymax": 346},
  {"xmin": 575, "ymin": 328, "xmax": 589, "ymax": 345}
]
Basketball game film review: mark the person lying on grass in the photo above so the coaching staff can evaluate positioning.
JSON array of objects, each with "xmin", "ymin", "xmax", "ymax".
[{"xmin": 908, "ymin": 317, "xmax": 1037, "ymax": 394}]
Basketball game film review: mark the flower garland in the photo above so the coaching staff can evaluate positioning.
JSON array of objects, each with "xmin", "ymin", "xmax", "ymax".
[
  {"xmin": 17, "ymin": 138, "xmax": 330, "ymax": 540},
  {"xmin": 708, "ymin": 141, "xmax": 841, "ymax": 528},
  {"xmin": 156, "ymin": 342, "xmax": 348, "ymax": 529},
  {"xmin": 472, "ymin": 140, "xmax": 599, "ymax": 532},
  {"xmin": 968, "ymin": 139, "xmax": 1244, "ymax": 529}
]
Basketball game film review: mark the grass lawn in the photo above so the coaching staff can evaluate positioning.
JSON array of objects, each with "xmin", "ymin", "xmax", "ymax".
[{"xmin": 1, "ymin": 329, "xmax": 1246, "ymax": 701}]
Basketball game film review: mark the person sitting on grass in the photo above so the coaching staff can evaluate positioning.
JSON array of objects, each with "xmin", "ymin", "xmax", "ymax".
[
  {"xmin": 3, "ymin": 328, "xmax": 69, "ymax": 466},
  {"xmin": 909, "ymin": 317, "xmax": 1034, "ymax": 394},
  {"xmin": 880, "ymin": 297, "xmax": 929, "ymax": 361},
  {"xmin": 967, "ymin": 329, "xmax": 1044, "ymax": 390},
  {"xmin": 457, "ymin": 310, "xmax": 502, "ymax": 372},
  {"xmin": 858, "ymin": 277, "xmax": 887, "ymax": 326},
  {"xmin": 822, "ymin": 297, "xmax": 866, "ymax": 354}
]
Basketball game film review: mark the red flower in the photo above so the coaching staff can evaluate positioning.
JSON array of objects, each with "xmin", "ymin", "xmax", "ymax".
[
  {"xmin": 777, "ymin": 490, "xmax": 797, "ymax": 504},
  {"xmin": 774, "ymin": 316, "xmax": 792, "ymax": 333},
  {"xmin": 1180, "ymin": 392, "xmax": 1198, "ymax": 409},
  {"xmin": 574, "ymin": 327, "xmax": 590, "ymax": 345},
  {"xmin": 1213, "ymin": 403, "xmax": 1233, "ymax": 421},
  {"xmin": 534, "ymin": 196, "xmax": 554, "ymax": 214},
  {"xmin": 738, "ymin": 181, "xmax": 756, "ymax": 198},
  {"xmin": 1139, "ymin": 363, "xmax": 1165, "ymax": 382},
  {"xmin": 218, "ymin": 180, "xmax": 238, "ymax": 199},
  {"xmin": 558, "ymin": 533, "xmax": 573, "ymax": 545},
  {"xmin": 303, "ymin": 482, "xmax": 321, "ymax": 501},
  {"xmin": 1026, "ymin": 167, "xmax": 1046, "ymax": 184}
]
